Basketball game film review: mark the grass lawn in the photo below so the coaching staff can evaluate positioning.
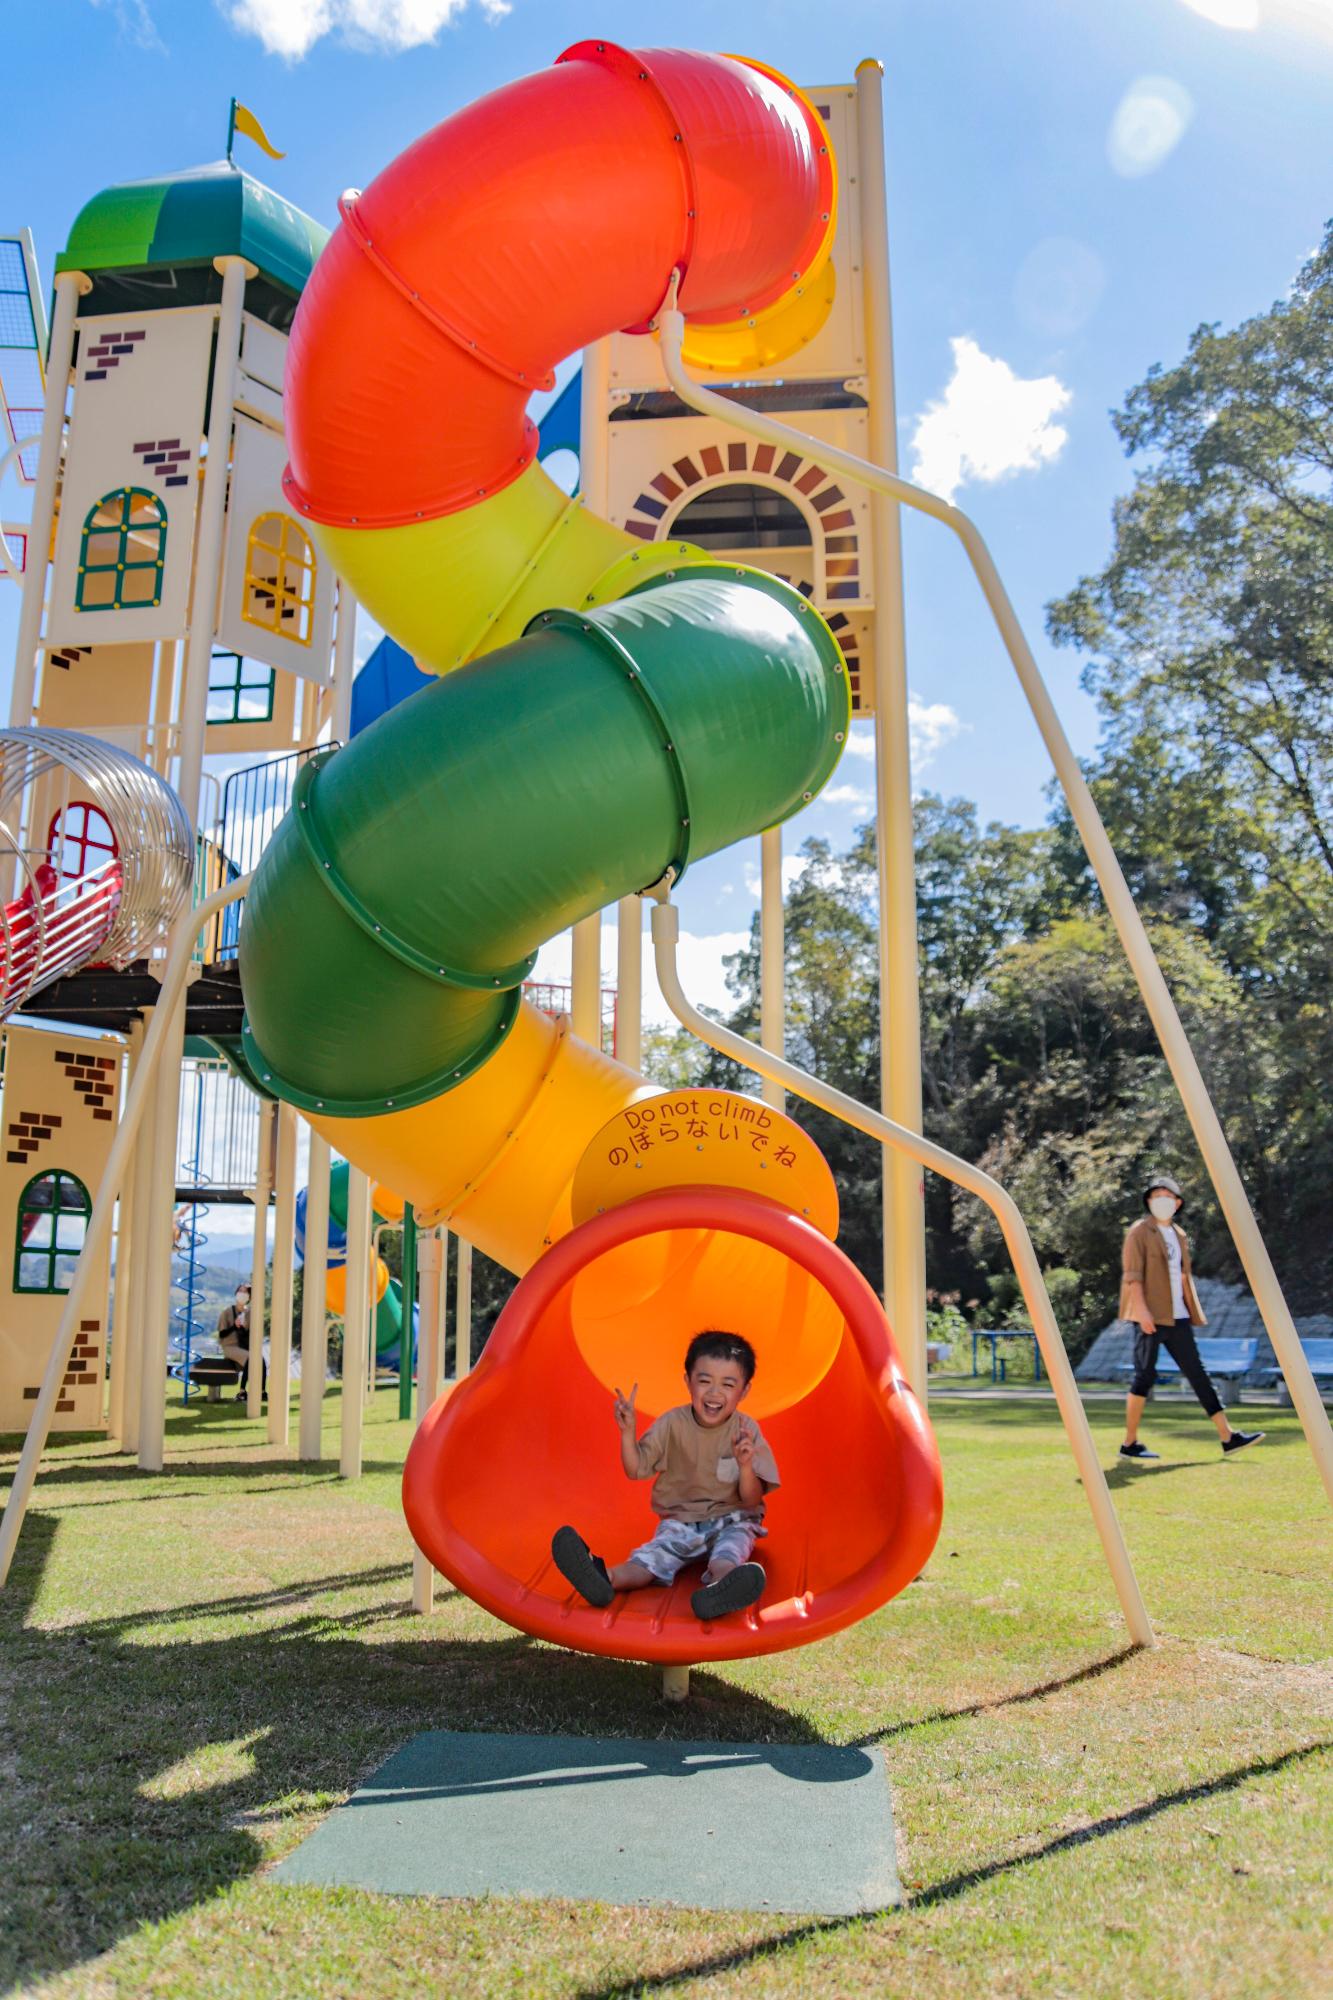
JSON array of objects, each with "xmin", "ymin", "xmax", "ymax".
[{"xmin": 1, "ymin": 1388, "xmax": 1329, "ymax": 1998}]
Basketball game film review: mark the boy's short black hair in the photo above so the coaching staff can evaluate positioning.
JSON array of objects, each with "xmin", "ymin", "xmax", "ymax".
[{"xmin": 684, "ymin": 1330, "xmax": 756, "ymax": 1382}]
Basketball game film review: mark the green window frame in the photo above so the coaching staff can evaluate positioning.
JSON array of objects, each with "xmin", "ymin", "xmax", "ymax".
[
  {"xmin": 76, "ymin": 487, "xmax": 167, "ymax": 612},
  {"xmin": 207, "ymin": 649, "xmax": 276, "ymax": 726},
  {"xmin": 14, "ymin": 1170, "xmax": 91, "ymax": 1295}
]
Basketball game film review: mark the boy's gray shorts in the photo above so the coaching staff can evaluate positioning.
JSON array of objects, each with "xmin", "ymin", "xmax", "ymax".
[{"xmin": 627, "ymin": 1510, "xmax": 764, "ymax": 1584}]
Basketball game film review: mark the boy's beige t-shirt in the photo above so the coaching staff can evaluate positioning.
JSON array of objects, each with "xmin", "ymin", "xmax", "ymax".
[{"xmin": 634, "ymin": 1406, "xmax": 781, "ymax": 1522}]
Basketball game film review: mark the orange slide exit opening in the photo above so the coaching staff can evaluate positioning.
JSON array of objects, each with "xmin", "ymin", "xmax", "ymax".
[{"xmin": 404, "ymin": 1188, "xmax": 944, "ymax": 1665}]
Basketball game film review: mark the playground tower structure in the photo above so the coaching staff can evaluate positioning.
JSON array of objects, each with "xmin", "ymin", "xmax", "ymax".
[{"xmin": 1, "ymin": 151, "xmax": 356, "ymax": 1453}]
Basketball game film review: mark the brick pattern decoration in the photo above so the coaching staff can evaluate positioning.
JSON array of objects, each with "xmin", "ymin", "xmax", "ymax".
[
  {"xmin": 5, "ymin": 1107, "xmax": 63, "ymax": 1168},
  {"xmin": 621, "ymin": 440, "xmax": 867, "ymax": 712},
  {"xmin": 58, "ymin": 1048, "xmax": 117, "ymax": 1123},
  {"xmin": 82, "ymin": 327, "xmax": 146, "ymax": 383},
  {"xmin": 22, "ymin": 1315, "xmax": 101, "ymax": 1414},
  {"xmin": 46, "ymin": 644, "xmax": 91, "ymax": 672},
  {"xmin": 132, "ymin": 437, "xmax": 193, "ymax": 490}
]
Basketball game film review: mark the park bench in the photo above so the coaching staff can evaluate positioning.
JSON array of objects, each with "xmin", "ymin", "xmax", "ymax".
[
  {"xmin": 971, "ymin": 1328, "xmax": 1043, "ymax": 1384},
  {"xmin": 166, "ymin": 1347, "xmax": 242, "ymax": 1401},
  {"xmin": 1252, "ymin": 1336, "xmax": 1333, "ymax": 1405}
]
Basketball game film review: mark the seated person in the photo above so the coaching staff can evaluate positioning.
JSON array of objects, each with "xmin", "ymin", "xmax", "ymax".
[
  {"xmin": 552, "ymin": 1329, "xmax": 779, "ymax": 1622},
  {"xmin": 217, "ymin": 1283, "xmax": 264, "ymax": 1403}
]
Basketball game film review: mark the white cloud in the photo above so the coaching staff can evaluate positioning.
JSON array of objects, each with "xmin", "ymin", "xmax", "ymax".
[
  {"xmin": 820, "ymin": 783, "xmax": 872, "ymax": 808},
  {"xmin": 843, "ymin": 727, "xmax": 876, "ymax": 760},
  {"xmin": 743, "ymin": 856, "xmax": 807, "ymax": 899},
  {"xmin": 910, "ymin": 696, "xmax": 964, "ymax": 769},
  {"xmin": 224, "ymin": 0, "xmax": 509, "ymax": 60},
  {"xmin": 90, "ymin": 0, "xmax": 164, "ymax": 48},
  {"xmin": 1107, "ymin": 77, "xmax": 1194, "ymax": 179},
  {"xmin": 1179, "ymin": 0, "xmax": 1259, "ymax": 24},
  {"xmin": 909, "ymin": 337, "xmax": 1071, "ymax": 504}
]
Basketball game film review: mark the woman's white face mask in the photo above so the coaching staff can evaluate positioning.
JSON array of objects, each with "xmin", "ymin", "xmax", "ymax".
[{"xmin": 1148, "ymin": 1195, "xmax": 1179, "ymax": 1222}]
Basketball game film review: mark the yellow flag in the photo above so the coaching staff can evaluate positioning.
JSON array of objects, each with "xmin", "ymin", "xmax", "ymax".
[{"xmin": 230, "ymin": 100, "xmax": 285, "ymax": 162}]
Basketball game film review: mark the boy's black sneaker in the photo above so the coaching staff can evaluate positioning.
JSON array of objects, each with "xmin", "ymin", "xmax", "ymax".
[
  {"xmin": 551, "ymin": 1525, "xmax": 613, "ymax": 1607},
  {"xmin": 691, "ymin": 1561, "xmax": 766, "ymax": 1622},
  {"xmin": 1222, "ymin": 1430, "xmax": 1265, "ymax": 1455},
  {"xmin": 1118, "ymin": 1441, "xmax": 1160, "ymax": 1461}
]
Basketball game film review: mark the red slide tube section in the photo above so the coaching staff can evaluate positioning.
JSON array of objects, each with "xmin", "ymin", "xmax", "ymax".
[
  {"xmin": 283, "ymin": 43, "xmax": 832, "ymax": 529},
  {"xmin": 403, "ymin": 1189, "xmax": 944, "ymax": 1666}
]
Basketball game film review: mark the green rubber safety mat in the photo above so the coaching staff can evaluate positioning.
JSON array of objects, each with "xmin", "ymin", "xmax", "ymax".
[{"xmin": 272, "ymin": 1729, "xmax": 900, "ymax": 1916}]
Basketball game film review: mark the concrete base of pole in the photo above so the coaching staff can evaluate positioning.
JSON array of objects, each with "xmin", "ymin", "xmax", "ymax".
[{"xmin": 661, "ymin": 1665, "xmax": 691, "ymax": 1703}]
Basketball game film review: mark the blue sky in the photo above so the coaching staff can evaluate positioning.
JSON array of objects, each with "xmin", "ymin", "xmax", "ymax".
[{"xmin": 4, "ymin": 0, "xmax": 1333, "ymax": 1026}]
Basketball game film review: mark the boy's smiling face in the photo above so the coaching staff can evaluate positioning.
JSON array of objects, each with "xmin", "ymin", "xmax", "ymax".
[{"xmin": 685, "ymin": 1354, "xmax": 750, "ymax": 1429}]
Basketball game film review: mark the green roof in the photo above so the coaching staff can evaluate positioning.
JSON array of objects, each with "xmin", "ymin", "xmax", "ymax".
[{"xmin": 57, "ymin": 160, "xmax": 328, "ymax": 298}]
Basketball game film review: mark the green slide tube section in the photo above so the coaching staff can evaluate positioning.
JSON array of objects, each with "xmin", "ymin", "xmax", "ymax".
[{"xmin": 240, "ymin": 569, "xmax": 848, "ymax": 1118}]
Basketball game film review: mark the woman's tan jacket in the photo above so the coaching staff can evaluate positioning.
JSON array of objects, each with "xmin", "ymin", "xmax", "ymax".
[{"xmin": 1119, "ymin": 1215, "xmax": 1207, "ymax": 1328}]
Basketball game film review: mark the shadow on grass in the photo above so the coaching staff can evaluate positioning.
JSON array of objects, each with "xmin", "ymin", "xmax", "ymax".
[
  {"xmin": 0, "ymin": 1513, "xmax": 822, "ymax": 1993},
  {"xmin": 574, "ymin": 1738, "xmax": 1333, "ymax": 2000},
  {"xmin": 847, "ymin": 1644, "xmax": 1137, "ymax": 1748}
]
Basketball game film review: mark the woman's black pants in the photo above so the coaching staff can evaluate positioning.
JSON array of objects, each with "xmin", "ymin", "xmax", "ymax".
[{"xmin": 1130, "ymin": 1318, "xmax": 1222, "ymax": 1417}]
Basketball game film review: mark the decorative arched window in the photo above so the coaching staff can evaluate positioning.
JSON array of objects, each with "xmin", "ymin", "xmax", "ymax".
[
  {"xmin": 242, "ymin": 512, "xmax": 316, "ymax": 646},
  {"xmin": 48, "ymin": 802, "xmax": 119, "ymax": 884},
  {"xmin": 14, "ymin": 1170, "xmax": 91, "ymax": 1294},
  {"xmin": 77, "ymin": 487, "xmax": 167, "ymax": 612},
  {"xmin": 672, "ymin": 482, "xmax": 812, "ymax": 551}
]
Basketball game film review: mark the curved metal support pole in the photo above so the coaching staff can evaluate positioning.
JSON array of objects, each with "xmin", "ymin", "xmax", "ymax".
[
  {"xmin": 658, "ymin": 296, "xmax": 1333, "ymax": 1515},
  {"xmin": 649, "ymin": 894, "xmax": 1155, "ymax": 1650},
  {"xmin": 0, "ymin": 872, "xmax": 253, "ymax": 1588}
]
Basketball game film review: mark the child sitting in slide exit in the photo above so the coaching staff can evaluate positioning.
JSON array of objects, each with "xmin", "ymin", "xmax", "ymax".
[{"xmin": 552, "ymin": 1331, "xmax": 780, "ymax": 1622}]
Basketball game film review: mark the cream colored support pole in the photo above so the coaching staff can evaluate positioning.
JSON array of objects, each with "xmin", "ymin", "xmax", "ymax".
[
  {"xmin": 119, "ymin": 1029, "xmax": 159, "ymax": 1457},
  {"xmin": 116, "ymin": 1048, "xmax": 156, "ymax": 1456},
  {"xmin": 298, "ymin": 1129, "xmax": 331, "ymax": 1462},
  {"xmin": 339, "ymin": 1167, "xmax": 372, "ymax": 1479},
  {"xmin": 651, "ymin": 895, "xmax": 1155, "ymax": 1648},
  {"xmin": 0, "ymin": 873, "xmax": 251, "ymax": 1585},
  {"xmin": 10, "ymin": 271, "xmax": 88, "ymax": 726},
  {"xmin": 455, "ymin": 1240, "xmax": 474, "ymax": 1378},
  {"xmin": 174, "ymin": 255, "xmax": 252, "ymax": 828},
  {"xmin": 615, "ymin": 897, "xmax": 642, "ymax": 1069},
  {"xmin": 247, "ymin": 1100, "xmax": 275, "ymax": 1421},
  {"xmin": 759, "ymin": 826, "xmax": 786, "ymax": 1114},
  {"xmin": 411, "ymin": 1228, "xmax": 445, "ymax": 1613},
  {"xmin": 657, "ymin": 298, "xmax": 1333, "ymax": 1513},
  {"xmin": 106, "ymin": 1019, "xmax": 145, "ymax": 1440},
  {"xmin": 137, "ymin": 1012, "xmax": 186, "ymax": 1472},
  {"xmin": 266, "ymin": 1101, "xmax": 299, "ymax": 1448},
  {"xmin": 855, "ymin": 62, "xmax": 927, "ymax": 1397},
  {"xmin": 662, "ymin": 1665, "xmax": 691, "ymax": 1703},
  {"xmin": 570, "ymin": 915, "xmax": 602, "ymax": 1047}
]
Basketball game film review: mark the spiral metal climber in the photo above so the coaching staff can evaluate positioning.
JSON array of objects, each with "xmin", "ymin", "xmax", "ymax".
[{"xmin": 0, "ymin": 728, "xmax": 194, "ymax": 1016}]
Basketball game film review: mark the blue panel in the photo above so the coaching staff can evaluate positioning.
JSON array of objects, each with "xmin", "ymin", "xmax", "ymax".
[
  {"xmin": 536, "ymin": 366, "xmax": 582, "ymax": 459},
  {"xmin": 351, "ymin": 635, "xmax": 432, "ymax": 737}
]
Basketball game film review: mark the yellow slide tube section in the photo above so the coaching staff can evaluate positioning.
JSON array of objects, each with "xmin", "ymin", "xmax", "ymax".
[{"xmin": 312, "ymin": 1000, "xmax": 657, "ymax": 1276}]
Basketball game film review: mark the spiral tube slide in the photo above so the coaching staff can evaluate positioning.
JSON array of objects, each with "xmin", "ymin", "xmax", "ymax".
[
  {"xmin": 239, "ymin": 41, "xmax": 944, "ymax": 1662},
  {"xmin": 295, "ymin": 1163, "xmax": 413, "ymax": 1364}
]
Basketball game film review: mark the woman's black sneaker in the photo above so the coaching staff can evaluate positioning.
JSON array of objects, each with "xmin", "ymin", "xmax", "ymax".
[
  {"xmin": 1118, "ymin": 1441, "xmax": 1160, "ymax": 1461},
  {"xmin": 691, "ymin": 1562, "xmax": 765, "ymax": 1621},
  {"xmin": 551, "ymin": 1526, "xmax": 613, "ymax": 1607},
  {"xmin": 1222, "ymin": 1430, "xmax": 1265, "ymax": 1454}
]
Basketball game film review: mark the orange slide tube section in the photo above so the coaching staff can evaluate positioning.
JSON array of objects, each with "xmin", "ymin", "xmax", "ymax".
[
  {"xmin": 284, "ymin": 42, "xmax": 833, "ymax": 528},
  {"xmin": 405, "ymin": 1189, "xmax": 943, "ymax": 1665}
]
